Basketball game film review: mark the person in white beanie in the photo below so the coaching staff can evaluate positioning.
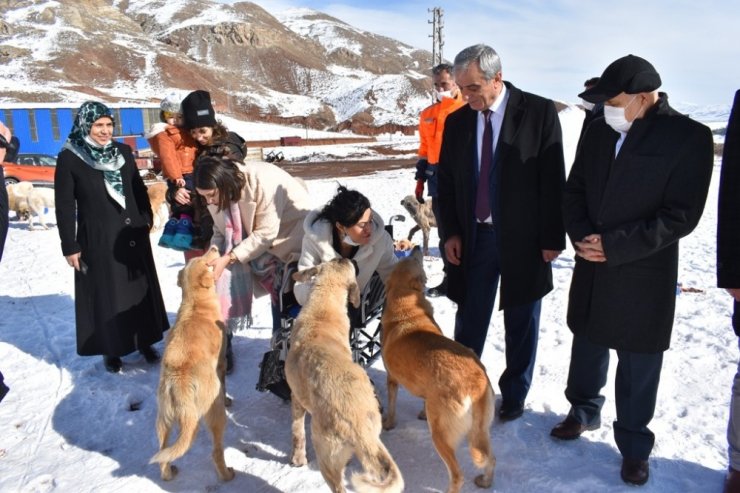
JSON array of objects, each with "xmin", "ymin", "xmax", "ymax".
[{"xmin": 146, "ymin": 91, "xmax": 199, "ymax": 254}]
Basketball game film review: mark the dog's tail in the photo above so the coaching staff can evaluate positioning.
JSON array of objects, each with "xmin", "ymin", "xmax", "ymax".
[
  {"xmin": 350, "ymin": 441, "xmax": 404, "ymax": 493},
  {"xmin": 149, "ymin": 412, "xmax": 200, "ymax": 465},
  {"xmin": 467, "ymin": 383, "xmax": 496, "ymax": 485}
]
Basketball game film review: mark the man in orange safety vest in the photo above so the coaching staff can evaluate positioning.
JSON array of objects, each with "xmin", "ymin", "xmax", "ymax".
[{"xmin": 415, "ymin": 63, "xmax": 466, "ymax": 296}]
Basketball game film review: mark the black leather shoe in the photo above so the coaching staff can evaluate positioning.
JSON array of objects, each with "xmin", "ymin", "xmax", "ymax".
[
  {"xmin": 139, "ymin": 346, "xmax": 160, "ymax": 364},
  {"xmin": 621, "ymin": 458, "xmax": 649, "ymax": 486},
  {"xmin": 724, "ymin": 467, "xmax": 740, "ymax": 493},
  {"xmin": 498, "ymin": 402, "xmax": 524, "ymax": 421},
  {"xmin": 550, "ymin": 415, "xmax": 600, "ymax": 440},
  {"xmin": 426, "ymin": 278, "xmax": 448, "ymax": 298},
  {"xmin": 103, "ymin": 356, "xmax": 122, "ymax": 373}
]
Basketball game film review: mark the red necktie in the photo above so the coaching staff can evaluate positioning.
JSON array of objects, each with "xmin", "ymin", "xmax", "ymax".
[{"xmin": 476, "ymin": 109, "xmax": 493, "ymax": 222}]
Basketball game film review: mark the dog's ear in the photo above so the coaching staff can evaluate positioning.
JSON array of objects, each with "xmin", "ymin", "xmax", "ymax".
[
  {"xmin": 293, "ymin": 265, "xmax": 319, "ymax": 282},
  {"xmin": 176, "ymin": 268, "xmax": 184, "ymax": 288},
  {"xmin": 348, "ymin": 280, "xmax": 361, "ymax": 308},
  {"xmin": 409, "ymin": 247, "xmax": 427, "ymax": 289},
  {"xmin": 411, "ymin": 246, "xmax": 423, "ymax": 262},
  {"xmin": 199, "ymin": 266, "xmax": 215, "ymax": 288}
]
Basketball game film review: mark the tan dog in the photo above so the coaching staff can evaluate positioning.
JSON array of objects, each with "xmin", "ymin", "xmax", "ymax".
[
  {"xmin": 286, "ymin": 259, "xmax": 403, "ymax": 493},
  {"xmin": 150, "ymin": 246, "xmax": 234, "ymax": 482},
  {"xmin": 146, "ymin": 181, "xmax": 169, "ymax": 232},
  {"xmin": 382, "ymin": 247, "xmax": 496, "ymax": 493},
  {"xmin": 400, "ymin": 194, "xmax": 436, "ymax": 255}
]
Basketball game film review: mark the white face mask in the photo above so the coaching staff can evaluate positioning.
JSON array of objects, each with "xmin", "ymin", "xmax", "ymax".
[
  {"xmin": 581, "ymin": 99, "xmax": 595, "ymax": 111},
  {"xmin": 604, "ymin": 95, "xmax": 638, "ymax": 133},
  {"xmin": 342, "ymin": 232, "xmax": 362, "ymax": 247},
  {"xmin": 434, "ymin": 89, "xmax": 454, "ymax": 102}
]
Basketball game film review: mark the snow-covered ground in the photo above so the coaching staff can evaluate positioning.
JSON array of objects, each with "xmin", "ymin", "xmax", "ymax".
[{"xmin": 0, "ymin": 109, "xmax": 735, "ymax": 492}]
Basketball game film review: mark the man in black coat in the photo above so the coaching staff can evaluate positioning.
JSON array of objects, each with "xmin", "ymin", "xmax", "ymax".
[
  {"xmin": 719, "ymin": 89, "xmax": 740, "ymax": 493},
  {"xmin": 551, "ymin": 54, "xmax": 714, "ymax": 486},
  {"xmin": 437, "ymin": 44, "xmax": 566, "ymax": 422}
]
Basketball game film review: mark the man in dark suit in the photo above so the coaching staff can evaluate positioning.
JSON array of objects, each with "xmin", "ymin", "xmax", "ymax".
[
  {"xmin": 551, "ymin": 54, "xmax": 713, "ymax": 486},
  {"xmin": 719, "ymin": 89, "xmax": 740, "ymax": 493},
  {"xmin": 437, "ymin": 44, "xmax": 566, "ymax": 422}
]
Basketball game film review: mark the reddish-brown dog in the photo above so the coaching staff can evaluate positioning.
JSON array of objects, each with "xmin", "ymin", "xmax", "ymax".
[{"xmin": 382, "ymin": 247, "xmax": 496, "ymax": 493}]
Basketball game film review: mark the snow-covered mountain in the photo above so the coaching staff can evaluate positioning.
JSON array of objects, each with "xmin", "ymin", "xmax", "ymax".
[{"xmin": 0, "ymin": 0, "xmax": 433, "ymax": 134}]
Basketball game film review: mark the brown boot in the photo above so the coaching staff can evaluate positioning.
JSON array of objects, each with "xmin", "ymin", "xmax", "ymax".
[
  {"xmin": 550, "ymin": 415, "xmax": 600, "ymax": 440},
  {"xmin": 621, "ymin": 458, "xmax": 649, "ymax": 486}
]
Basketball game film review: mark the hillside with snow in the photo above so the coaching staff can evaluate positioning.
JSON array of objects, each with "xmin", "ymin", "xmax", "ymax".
[{"xmin": 0, "ymin": 0, "xmax": 432, "ymax": 134}]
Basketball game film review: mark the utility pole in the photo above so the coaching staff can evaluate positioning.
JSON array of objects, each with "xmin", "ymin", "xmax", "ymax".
[{"xmin": 428, "ymin": 7, "xmax": 444, "ymax": 67}]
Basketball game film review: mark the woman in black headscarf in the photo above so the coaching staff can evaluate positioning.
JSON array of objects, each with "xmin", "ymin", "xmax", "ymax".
[{"xmin": 55, "ymin": 101, "xmax": 169, "ymax": 373}]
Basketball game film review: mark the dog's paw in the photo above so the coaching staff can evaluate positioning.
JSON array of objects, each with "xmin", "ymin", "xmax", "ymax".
[
  {"xmin": 160, "ymin": 464, "xmax": 178, "ymax": 481},
  {"xmin": 382, "ymin": 416, "xmax": 397, "ymax": 430},
  {"xmin": 290, "ymin": 452, "xmax": 307, "ymax": 467},
  {"xmin": 218, "ymin": 466, "xmax": 235, "ymax": 482},
  {"xmin": 474, "ymin": 473, "xmax": 493, "ymax": 488}
]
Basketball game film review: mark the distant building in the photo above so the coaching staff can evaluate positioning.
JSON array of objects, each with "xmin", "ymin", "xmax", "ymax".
[{"xmin": 0, "ymin": 103, "xmax": 160, "ymax": 157}]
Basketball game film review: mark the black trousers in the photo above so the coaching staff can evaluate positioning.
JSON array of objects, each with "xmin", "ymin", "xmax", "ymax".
[
  {"xmin": 430, "ymin": 196, "xmax": 448, "ymax": 274},
  {"xmin": 564, "ymin": 334, "xmax": 663, "ymax": 460}
]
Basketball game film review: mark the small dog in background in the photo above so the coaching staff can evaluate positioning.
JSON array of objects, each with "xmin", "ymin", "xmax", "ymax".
[
  {"xmin": 150, "ymin": 246, "xmax": 234, "ymax": 483},
  {"xmin": 400, "ymin": 195, "xmax": 436, "ymax": 255},
  {"xmin": 7, "ymin": 181, "xmax": 34, "ymax": 221},
  {"xmin": 18, "ymin": 186, "xmax": 55, "ymax": 230},
  {"xmin": 146, "ymin": 181, "xmax": 169, "ymax": 232}
]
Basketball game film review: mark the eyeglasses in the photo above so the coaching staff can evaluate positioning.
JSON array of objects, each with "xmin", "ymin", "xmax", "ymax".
[{"xmin": 354, "ymin": 221, "xmax": 373, "ymax": 231}]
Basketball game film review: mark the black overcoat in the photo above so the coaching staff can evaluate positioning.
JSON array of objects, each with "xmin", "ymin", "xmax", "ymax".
[
  {"xmin": 55, "ymin": 142, "xmax": 169, "ymax": 356},
  {"xmin": 717, "ymin": 89, "xmax": 740, "ymax": 334},
  {"xmin": 564, "ymin": 94, "xmax": 713, "ymax": 353},
  {"xmin": 437, "ymin": 82, "xmax": 566, "ymax": 308}
]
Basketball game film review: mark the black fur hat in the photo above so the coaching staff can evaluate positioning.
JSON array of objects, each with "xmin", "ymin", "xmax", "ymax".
[{"xmin": 181, "ymin": 90, "xmax": 217, "ymax": 129}]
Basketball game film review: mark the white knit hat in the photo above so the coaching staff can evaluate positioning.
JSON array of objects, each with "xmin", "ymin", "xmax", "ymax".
[{"xmin": 160, "ymin": 91, "xmax": 184, "ymax": 114}]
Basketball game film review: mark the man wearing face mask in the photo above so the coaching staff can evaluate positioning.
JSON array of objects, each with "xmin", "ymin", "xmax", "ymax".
[
  {"xmin": 414, "ymin": 63, "xmax": 466, "ymax": 297},
  {"xmin": 551, "ymin": 54, "xmax": 714, "ymax": 486}
]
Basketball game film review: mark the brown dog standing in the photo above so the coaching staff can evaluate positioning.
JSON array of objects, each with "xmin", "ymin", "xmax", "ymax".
[
  {"xmin": 286, "ymin": 259, "xmax": 403, "ymax": 493},
  {"xmin": 150, "ymin": 246, "xmax": 234, "ymax": 482},
  {"xmin": 382, "ymin": 247, "xmax": 496, "ymax": 493}
]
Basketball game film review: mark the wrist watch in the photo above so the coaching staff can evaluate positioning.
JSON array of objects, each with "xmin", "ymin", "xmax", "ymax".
[{"xmin": 228, "ymin": 252, "xmax": 237, "ymax": 265}]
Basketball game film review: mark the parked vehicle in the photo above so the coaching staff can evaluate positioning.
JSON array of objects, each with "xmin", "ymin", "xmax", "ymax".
[{"xmin": 2, "ymin": 153, "xmax": 57, "ymax": 186}]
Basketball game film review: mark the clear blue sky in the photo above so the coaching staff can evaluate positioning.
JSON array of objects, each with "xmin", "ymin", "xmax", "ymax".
[{"xmin": 231, "ymin": 0, "xmax": 738, "ymax": 108}]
